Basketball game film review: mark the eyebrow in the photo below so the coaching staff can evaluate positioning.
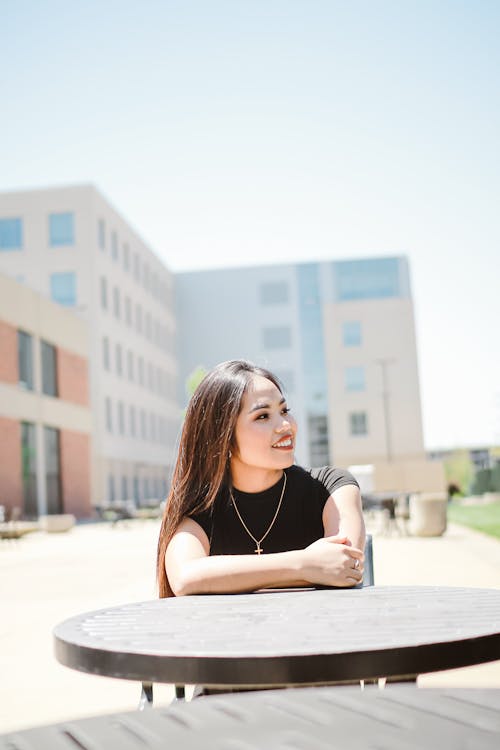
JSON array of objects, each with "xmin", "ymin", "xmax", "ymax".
[{"xmin": 248, "ymin": 397, "xmax": 286, "ymax": 414}]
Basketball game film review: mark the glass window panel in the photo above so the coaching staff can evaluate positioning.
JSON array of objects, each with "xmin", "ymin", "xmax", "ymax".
[
  {"xmin": 115, "ymin": 343, "xmax": 122, "ymax": 376},
  {"xmin": 118, "ymin": 401, "xmax": 125, "ymax": 434},
  {"xmin": 44, "ymin": 427, "xmax": 62, "ymax": 513},
  {"xmin": 98, "ymin": 219, "xmax": 106, "ymax": 250},
  {"xmin": 129, "ymin": 405, "xmax": 136, "ymax": 437},
  {"xmin": 41, "ymin": 340, "xmax": 58, "ymax": 396},
  {"xmin": 121, "ymin": 476, "xmax": 128, "ymax": 501},
  {"xmin": 49, "ymin": 212, "xmax": 74, "ymax": 246},
  {"xmin": 123, "ymin": 243, "xmax": 130, "ymax": 270},
  {"xmin": 335, "ymin": 258, "xmax": 400, "ymax": 301},
  {"xmin": 345, "ymin": 366, "xmax": 365, "ymax": 392},
  {"xmin": 102, "ymin": 337, "xmax": 110, "ymax": 370},
  {"xmin": 50, "ymin": 272, "xmax": 76, "ymax": 306},
  {"xmin": 108, "ymin": 475, "xmax": 116, "ymax": 504},
  {"xmin": 262, "ymin": 326, "xmax": 291, "ymax": 349},
  {"xmin": 100, "ymin": 277, "xmax": 108, "ymax": 309},
  {"xmin": 260, "ymin": 281, "xmax": 289, "ymax": 305},
  {"xmin": 0, "ymin": 217, "xmax": 23, "ymax": 250},
  {"xmin": 105, "ymin": 397, "xmax": 113, "ymax": 432},
  {"xmin": 113, "ymin": 287, "xmax": 120, "ymax": 318},
  {"xmin": 349, "ymin": 412, "xmax": 368, "ymax": 436},
  {"xmin": 17, "ymin": 330, "xmax": 34, "ymax": 390},
  {"xmin": 21, "ymin": 422, "xmax": 37, "ymax": 517},
  {"xmin": 111, "ymin": 231, "xmax": 118, "ymax": 260},
  {"xmin": 343, "ymin": 321, "xmax": 362, "ymax": 347}
]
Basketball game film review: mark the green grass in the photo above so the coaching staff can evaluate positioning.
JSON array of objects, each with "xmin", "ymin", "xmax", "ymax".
[{"xmin": 448, "ymin": 501, "xmax": 500, "ymax": 540}]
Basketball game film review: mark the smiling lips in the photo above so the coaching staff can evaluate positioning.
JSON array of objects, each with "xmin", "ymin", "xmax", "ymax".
[{"xmin": 272, "ymin": 435, "xmax": 294, "ymax": 450}]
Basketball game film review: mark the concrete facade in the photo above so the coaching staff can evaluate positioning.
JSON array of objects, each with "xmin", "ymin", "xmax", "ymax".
[
  {"xmin": 0, "ymin": 186, "xmax": 179, "ymax": 507},
  {"xmin": 0, "ymin": 273, "xmax": 92, "ymax": 517},
  {"xmin": 176, "ymin": 258, "xmax": 445, "ymax": 492}
]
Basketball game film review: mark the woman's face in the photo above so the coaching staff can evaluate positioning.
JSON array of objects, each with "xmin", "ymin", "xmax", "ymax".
[{"xmin": 231, "ymin": 375, "xmax": 297, "ymax": 477}]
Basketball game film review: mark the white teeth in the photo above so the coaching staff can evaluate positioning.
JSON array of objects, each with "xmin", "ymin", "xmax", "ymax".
[{"xmin": 274, "ymin": 438, "xmax": 292, "ymax": 448}]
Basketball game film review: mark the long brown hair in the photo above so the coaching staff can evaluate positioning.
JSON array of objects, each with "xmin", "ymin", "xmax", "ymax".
[{"xmin": 156, "ymin": 360, "xmax": 283, "ymax": 597}]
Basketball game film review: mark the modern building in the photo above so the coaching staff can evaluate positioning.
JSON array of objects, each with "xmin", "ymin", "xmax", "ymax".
[
  {"xmin": 0, "ymin": 186, "xmax": 179, "ymax": 509},
  {"xmin": 0, "ymin": 273, "xmax": 92, "ymax": 518},
  {"xmin": 176, "ymin": 258, "xmax": 445, "ymax": 493}
]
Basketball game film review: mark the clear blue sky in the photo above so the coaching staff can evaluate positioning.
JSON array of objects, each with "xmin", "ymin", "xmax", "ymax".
[{"xmin": 2, "ymin": 0, "xmax": 499, "ymax": 450}]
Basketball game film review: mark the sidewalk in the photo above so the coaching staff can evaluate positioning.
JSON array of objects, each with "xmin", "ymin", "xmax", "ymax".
[{"xmin": 1, "ymin": 519, "xmax": 499, "ymax": 733}]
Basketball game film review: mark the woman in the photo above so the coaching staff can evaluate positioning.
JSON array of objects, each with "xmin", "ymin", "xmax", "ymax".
[{"xmin": 157, "ymin": 360, "xmax": 365, "ymax": 597}]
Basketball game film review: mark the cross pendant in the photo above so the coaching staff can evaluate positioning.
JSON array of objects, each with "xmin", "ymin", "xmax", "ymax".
[{"xmin": 255, "ymin": 545, "xmax": 263, "ymax": 555}]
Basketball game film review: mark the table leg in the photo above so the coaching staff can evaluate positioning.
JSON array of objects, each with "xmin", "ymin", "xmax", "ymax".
[{"xmin": 138, "ymin": 681, "xmax": 154, "ymax": 710}]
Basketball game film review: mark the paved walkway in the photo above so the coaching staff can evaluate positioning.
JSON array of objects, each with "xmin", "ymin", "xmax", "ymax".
[{"xmin": 1, "ymin": 518, "xmax": 499, "ymax": 733}]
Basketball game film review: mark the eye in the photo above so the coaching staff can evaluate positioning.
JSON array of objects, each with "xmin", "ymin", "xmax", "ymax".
[
  {"xmin": 255, "ymin": 413, "xmax": 269, "ymax": 420},
  {"xmin": 281, "ymin": 406, "xmax": 291, "ymax": 415}
]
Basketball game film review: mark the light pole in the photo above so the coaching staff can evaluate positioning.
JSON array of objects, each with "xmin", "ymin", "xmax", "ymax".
[{"xmin": 376, "ymin": 358, "xmax": 395, "ymax": 462}]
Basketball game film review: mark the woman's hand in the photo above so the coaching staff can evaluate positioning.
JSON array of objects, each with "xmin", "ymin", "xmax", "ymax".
[{"xmin": 301, "ymin": 535, "xmax": 364, "ymax": 587}]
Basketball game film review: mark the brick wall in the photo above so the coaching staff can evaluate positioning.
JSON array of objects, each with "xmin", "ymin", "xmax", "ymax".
[
  {"xmin": 0, "ymin": 417, "xmax": 22, "ymax": 514},
  {"xmin": 60, "ymin": 429, "xmax": 91, "ymax": 518},
  {"xmin": 57, "ymin": 348, "xmax": 89, "ymax": 407},
  {"xmin": 0, "ymin": 320, "xmax": 18, "ymax": 384}
]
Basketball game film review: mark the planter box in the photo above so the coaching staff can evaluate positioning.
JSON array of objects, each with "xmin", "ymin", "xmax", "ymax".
[
  {"xmin": 39, "ymin": 514, "xmax": 76, "ymax": 533},
  {"xmin": 409, "ymin": 493, "xmax": 447, "ymax": 537}
]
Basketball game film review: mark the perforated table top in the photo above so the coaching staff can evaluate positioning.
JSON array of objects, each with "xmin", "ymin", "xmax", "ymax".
[{"xmin": 54, "ymin": 586, "xmax": 500, "ymax": 687}]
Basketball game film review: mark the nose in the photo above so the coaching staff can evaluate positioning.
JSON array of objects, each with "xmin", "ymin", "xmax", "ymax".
[{"xmin": 276, "ymin": 414, "xmax": 291, "ymax": 432}]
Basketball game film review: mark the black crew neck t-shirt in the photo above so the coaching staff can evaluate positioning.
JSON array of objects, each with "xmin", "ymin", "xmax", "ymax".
[{"xmin": 189, "ymin": 464, "xmax": 359, "ymax": 556}]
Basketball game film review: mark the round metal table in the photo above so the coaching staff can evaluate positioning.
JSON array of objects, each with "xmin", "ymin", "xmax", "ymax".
[{"xmin": 54, "ymin": 586, "xmax": 500, "ymax": 687}]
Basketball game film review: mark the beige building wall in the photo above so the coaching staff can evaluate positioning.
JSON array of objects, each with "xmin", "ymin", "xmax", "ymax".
[
  {"xmin": 0, "ymin": 186, "xmax": 179, "ymax": 506},
  {"xmin": 323, "ymin": 296, "xmax": 444, "ymax": 492}
]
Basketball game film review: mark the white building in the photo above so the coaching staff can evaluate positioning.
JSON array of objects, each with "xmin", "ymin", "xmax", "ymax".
[
  {"xmin": 176, "ymin": 258, "xmax": 445, "ymax": 493},
  {"xmin": 0, "ymin": 185, "xmax": 179, "ymax": 506}
]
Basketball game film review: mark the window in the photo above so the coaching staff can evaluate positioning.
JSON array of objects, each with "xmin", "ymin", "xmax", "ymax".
[
  {"xmin": 0, "ymin": 217, "xmax": 23, "ymax": 250},
  {"xmin": 121, "ymin": 476, "xmax": 129, "ymax": 501},
  {"xmin": 133, "ymin": 253, "xmax": 140, "ymax": 280},
  {"xmin": 41, "ymin": 340, "xmax": 58, "ymax": 396},
  {"xmin": 18, "ymin": 330, "xmax": 34, "ymax": 390},
  {"xmin": 127, "ymin": 350, "xmax": 134, "ymax": 381},
  {"xmin": 129, "ymin": 405, "xmax": 136, "ymax": 437},
  {"xmin": 50, "ymin": 272, "xmax": 76, "ymax": 306},
  {"xmin": 343, "ymin": 321, "xmax": 362, "ymax": 347},
  {"xmin": 135, "ymin": 304, "xmax": 142, "ymax": 333},
  {"xmin": 148, "ymin": 362, "xmax": 154, "ymax": 391},
  {"xmin": 262, "ymin": 326, "xmax": 291, "ymax": 349},
  {"xmin": 113, "ymin": 287, "xmax": 120, "ymax": 318},
  {"xmin": 140, "ymin": 409, "xmax": 147, "ymax": 439},
  {"xmin": 145, "ymin": 312, "xmax": 152, "ymax": 340},
  {"xmin": 125, "ymin": 296, "xmax": 132, "ymax": 326},
  {"xmin": 349, "ymin": 412, "xmax": 368, "ymax": 436},
  {"xmin": 108, "ymin": 475, "xmax": 116, "ymax": 504},
  {"xmin": 21, "ymin": 422, "xmax": 37, "ymax": 517},
  {"xmin": 143, "ymin": 263, "xmax": 150, "ymax": 290},
  {"xmin": 111, "ymin": 231, "xmax": 118, "ymax": 261},
  {"xmin": 117, "ymin": 401, "xmax": 125, "ymax": 434},
  {"xmin": 123, "ymin": 243, "xmax": 130, "ymax": 270},
  {"xmin": 98, "ymin": 219, "xmax": 106, "ymax": 250},
  {"xmin": 115, "ymin": 343, "xmax": 123, "ymax": 376},
  {"xmin": 49, "ymin": 212, "xmax": 74, "ymax": 246},
  {"xmin": 345, "ymin": 366, "xmax": 365, "ymax": 392},
  {"xmin": 44, "ymin": 426, "xmax": 62, "ymax": 513},
  {"xmin": 105, "ymin": 397, "xmax": 113, "ymax": 432},
  {"xmin": 260, "ymin": 281, "xmax": 289, "ymax": 305},
  {"xmin": 335, "ymin": 258, "xmax": 401, "ymax": 301},
  {"xmin": 100, "ymin": 277, "xmax": 108, "ymax": 309},
  {"xmin": 138, "ymin": 356, "xmax": 144, "ymax": 386},
  {"xmin": 150, "ymin": 413, "xmax": 156, "ymax": 442},
  {"xmin": 102, "ymin": 337, "xmax": 110, "ymax": 370}
]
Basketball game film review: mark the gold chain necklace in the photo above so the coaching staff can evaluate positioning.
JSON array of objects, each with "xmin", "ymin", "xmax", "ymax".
[{"xmin": 229, "ymin": 472, "xmax": 287, "ymax": 555}]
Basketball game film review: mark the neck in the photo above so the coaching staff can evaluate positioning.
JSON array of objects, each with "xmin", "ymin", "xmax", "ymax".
[{"xmin": 230, "ymin": 465, "xmax": 283, "ymax": 493}]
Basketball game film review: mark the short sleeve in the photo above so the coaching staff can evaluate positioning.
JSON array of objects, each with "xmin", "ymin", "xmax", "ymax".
[
  {"xmin": 188, "ymin": 507, "xmax": 212, "ymax": 540},
  {"xmin": 308, "ymin": 466, "xmax": 359, "ymax": 495}
]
